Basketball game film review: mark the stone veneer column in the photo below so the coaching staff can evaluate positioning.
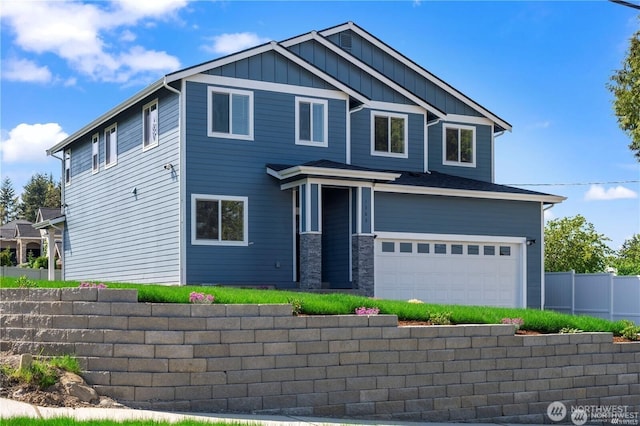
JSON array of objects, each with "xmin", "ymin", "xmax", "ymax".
[
  {"xmin": 352, "ymin": 235, "xmax": 374, "ymax": 296},
  {"xmin": 299, "ymin": 233, "xmax": 322, "ymax": 290}
]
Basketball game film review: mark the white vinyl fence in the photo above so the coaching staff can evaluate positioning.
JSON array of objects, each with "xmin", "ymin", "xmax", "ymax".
[
  {"xmin": 545, "ymin": 271, "xmax": 640, "ymax": 323},
  {"xmin": 1, "ymin": 266, "xmax": 62, "ymax": 281}
]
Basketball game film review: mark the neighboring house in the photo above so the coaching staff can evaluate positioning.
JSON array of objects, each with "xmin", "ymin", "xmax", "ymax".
[
  {"xmin": 47, "ymin": 22, "xmax": 564, "ymax": 308},
  {"xmin": 0, "ymin": 220, "xmax": 41, "ymax": 265}
]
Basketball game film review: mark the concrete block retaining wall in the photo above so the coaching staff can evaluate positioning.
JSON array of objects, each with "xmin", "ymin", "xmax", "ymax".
[{"xmin": 1, "ymin": 288, "xmax": 639, "ymax": 423}]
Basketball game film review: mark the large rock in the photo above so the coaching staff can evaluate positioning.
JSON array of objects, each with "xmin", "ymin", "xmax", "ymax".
[{"xmin": 59, "ymin": 371, "xmax": 98, "ymax": 403}]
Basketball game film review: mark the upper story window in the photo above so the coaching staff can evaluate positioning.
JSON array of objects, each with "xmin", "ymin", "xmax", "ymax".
[
  {"xmin": 64, "ymin": 150, "xmax": 71, "ymax": 186},
  {"xmin": 91, "ymin": 133, "xmax": 99, "ymax": 174},
  {"xmin": 443, "ymin": 124, "xmax": 475, "ymax": 167},
  {"xmin": 142, "ymin": 99, "xmax": 159, "ymax": 150},
  {"xmin": 191, "ymin": 194, "xmax": 248, "ymax": 246},
  {"xmin": 105, "ymin": 124, "xmax": 117, "ymax": 168},
  {"xmin": 371, "ymin": 111, "xmax": 408, "ymax": 158},
  {"xmin": 295, "ymin": 97, "xmax": 328, "ymax": 147},
  {"xmin": 208, "ymin": 87, "xmax": 253, "ymax": 140}
]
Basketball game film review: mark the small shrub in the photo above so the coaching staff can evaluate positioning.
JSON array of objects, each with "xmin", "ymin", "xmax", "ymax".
[
  {"xmin": 429, "ymin": 311, "xmax": 452, "ymax": 325},
  {"xmin": 621, "ymin": 320, "xmax": 640, "ymax": 341},
  {"xmin": 559, "ymin": 327, "xmax": 583, "ymax": 334},
  {"xmin": 407, "ymin": 299, "xmax": 424, "ymax": 304},
  {"xmin": 289, "ymin": 298, "xmax": 303, "ymax": 316},
  {"xmin": 31, "ymin": 256, "xmax": 48, "ymax": 269},
  {"xmin": 0, "ymin": 247, "xmax": 14, "ymax": 266},
  {"xmin": 188, "ymin": 291, "xmax": 214, "ymax": 304},
  {"xmin": 49, "ymin": 354, "xmax": 81, "ymax": 375},
  {"xmin": 355, "ymin": 306, "xmax": 380, "ymax": 315},
  {"xmin": 16, "ymin": 275, "xmax": 37, "ymax": 288}
]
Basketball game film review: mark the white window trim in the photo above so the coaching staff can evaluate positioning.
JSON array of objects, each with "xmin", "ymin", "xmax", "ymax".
[
  {"xmin": 142, "ymin": 98, "xmax": 159, "ymax": 151},
  {"xmin": 64, "ymin": 150, "xmax": 71, "ymax": 186},
  {"xmin": 191, "ymin": 194, "xmax": 249, "ymax": 246},
  {"xmin": 91, "ymin": 133, "xmax": 99, "ymax": 174},
  {"xmin": 370, "ymin": 110, "xmax": 408, "ymax": 159},
  {"xmin": 207, "ymin": 86, "xmax": 254, "ymax": 141},
  {"xmin": 104, "ymin": 123, "xmax": 118, "ymax": 169},
  {"xmin": 295, "ymin": 96, "xmax": 328, "ymax": 147},
  {"xmin": 442, "ymin": 123, "xmax": 476, "ymax": 168}
]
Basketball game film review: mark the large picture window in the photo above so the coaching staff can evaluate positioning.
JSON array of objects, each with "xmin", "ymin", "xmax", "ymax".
[
  {"xmin": 143, "ymin": 99, "xmax": 159, "ymax": 150},
  {"xmin": 444, "ymin": 124, "xmax": 475, "ymax": 166},
  {"xmin": 104, "ymin": 124, "xmax": 117, "ymax": 168},
  {"xmin": 207, "ymin": 87, "xmax": 253, "ymax": 140},
  {"xmin": 371, "ymin": 111, "xmax": 407, "ymax": 158},
  {"xmin": 296, "ymin": 97, "xmax": 328, "ymax": 147},
  {"xmin": 192, "ymin": 194, "xmax": 248, "ymax": 246}
]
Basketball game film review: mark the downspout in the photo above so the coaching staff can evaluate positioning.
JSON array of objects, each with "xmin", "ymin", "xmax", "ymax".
[
  {"xmin": 164, "ymin": 76, "xmax": 184, "ymax": 284},
  {"xmin": 46, "ymin": 151, "xmax": 65, "ymax": 281},
  {"xmin": 540, "ymin": 203, "xmax": 556, "ymax": 310},
  {"xmin": 348, "ymin": 103, "xmax": 366, "ymax": 165}
]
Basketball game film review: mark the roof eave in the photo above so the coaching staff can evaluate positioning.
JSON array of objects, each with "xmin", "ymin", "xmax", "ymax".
[
  {"xmin": 267, "ymin": 165, "xmax": 401, "ymax": 182},
  {"xmin": 47, "ymin": 79, "xmax": 166, "ymax": 155}
]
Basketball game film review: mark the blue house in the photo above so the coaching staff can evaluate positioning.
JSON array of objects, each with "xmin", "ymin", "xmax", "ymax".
[{"xmin": 47, "ymin": 22, "xmax": 564, "ymax": 308}]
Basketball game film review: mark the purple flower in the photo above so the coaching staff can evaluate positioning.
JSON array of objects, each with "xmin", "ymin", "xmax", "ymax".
[
  {"xmin": 355, "ymin": 306, "xmax": 380, "ymax": 315},
  {"xmin": 189, "ymin": 291, "xmax": 215, "ymax": 304}
]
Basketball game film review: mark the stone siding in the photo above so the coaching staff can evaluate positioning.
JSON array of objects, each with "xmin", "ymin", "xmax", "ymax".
[{"xmin": 1, "ymin": 289, "xmax": 638, "ymax": 423}]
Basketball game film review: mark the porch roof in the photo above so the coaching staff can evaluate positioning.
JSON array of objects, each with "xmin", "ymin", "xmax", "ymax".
[{"xmin": 266, "ymin": 160, "xmax": 401, "ymax": 183}]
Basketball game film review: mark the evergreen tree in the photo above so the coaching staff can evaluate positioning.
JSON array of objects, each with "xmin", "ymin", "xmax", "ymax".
[
  {"xmin": 18, "ymin": 173, "xmax": 61, "ymax": 222},
  {"xmin": 0, "ymin": 177, "xmax": 19, "ymax": 225}
]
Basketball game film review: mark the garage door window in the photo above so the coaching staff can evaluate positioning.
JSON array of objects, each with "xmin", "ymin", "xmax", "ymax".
[
  {"xmin": 500, "ymin": 246, "xmax": 511, "ymax": 256},
  {"xmin": 468, "ymin": 245, "xmax": 479, "ymax": 255},
  {"xmin": 400, "ymin": 243, "xmax": 412, "ymax": 253},
  {"xmin": 435, "ymin": 244, "xmax": 447, "ymax": 254},
  {"xmin": 382, "ymin": 242, "xmax": 395, "ymax": 252},
  {"xmin": 484, "ymin": 245, "xmax": 495, "ymax": 256},
  {"xmin": 417, "ymin": 243, "xmax": 430, "ymax": 254},
  {"xmin": 452, "ymin": 244, "xmax": 463, "ymax": 255}
]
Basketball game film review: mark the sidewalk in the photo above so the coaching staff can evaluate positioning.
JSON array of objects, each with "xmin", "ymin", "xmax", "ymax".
[{"xmin": 0, "ymin": 398, "xmax": 523, "ymax": 425}]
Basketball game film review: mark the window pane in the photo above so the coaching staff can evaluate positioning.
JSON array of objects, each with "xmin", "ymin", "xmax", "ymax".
[
  {"xmin": 468, "ymin": 245, "xmax": 479, "ymax": 255},
  {"xmin": 417, "ymin": 243, "xmax": 430, "ymax": 253},
  {"xmin": 221, "ymin": 200, "xmax": 244, "ymax": 241},
  {"xmin": 374, "ymin": 116, "xmax": 388, "ymax": 152},
  {"xmin": 299, "ymin": 102, "xmax": 310, "ymax": 141},
  {"xmin": 446, "ymin": 128, "xmax": 458, "ymax": 161},
  {"xmin": 460, "ymin": 129, "xmax": 473, "ymax": 163},
  {"xmin": 435, "ymin": 244, "xmax": 447, "ymax": 254},
  {"xmin": 452, "ymin": 244, "xmax": 463, "ymax": 255},
  {"xmin": 484, "ymin": 245, "xmax": 495, "ymax": 256},
  {"xmin": 381, "ymin": 242, "xmax": 394, "ymax": 253},
  {"xmin": 390, "ymin": 117, "xmax": 404, "ymax": 153},
  {"xmin": 231, "ymin": 94, "xmax": 249, "ymax": 135},
  {"xmin": 212, "ymin": 92, "xmax": 230, "ymax": 133},
  {"xmin": 312, "ymin": 103, "xmax": 324, "ymax": 142},
  {"xmin": 500, "ymin": 246, "xmax": 511, "ymax": 256},
  {"xmin": 196, "ymin": 200, "xmax": 219, "ymax": 240},
  {"xmin": 400, "ymin": 242, "xmax": 412, "ymax": 253}
]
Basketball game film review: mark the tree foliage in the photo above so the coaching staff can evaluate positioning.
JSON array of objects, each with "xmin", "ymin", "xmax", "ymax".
[
  {"xmin": 0, "ymin": 177, "xmax": 19, "ymax": 225},
  {"xmin": 607, "ymin": 25, "xmax": 640, "ymax": 161},
  {"xmin": 544, "ymin": 215, "xmax": 614, "ymax": 273},
  {"xmin": 18, "ymin": 174, "xmax": 61, "ymax": 222},
  {"xmin": 612, "ymin": 234, "xmax": 640, "ymax": 275}
]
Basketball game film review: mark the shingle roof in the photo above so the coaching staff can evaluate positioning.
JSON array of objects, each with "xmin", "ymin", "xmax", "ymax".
[
  {"xmin": 0, "ymin": 220, "xmax": 33, "ymax": 240},
  {"xmin": 15, "ymin": 223, "xmax": 41, "ymax": 239},
  {"xmin": 37, "ymin": 208, "xmax": 63, "ymax": 222}
]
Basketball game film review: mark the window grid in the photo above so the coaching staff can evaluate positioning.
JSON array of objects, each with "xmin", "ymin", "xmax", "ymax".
[
  {"xmin": 91, "ymin": 133, "xmax": 99, "ymax": 174},
  {"xmin": 143, "ymin": 99, "xmax": 159, "ymax": 150},
  {"xmin": 104, "ymin": 124, "xmax": 117, "ymax": 168}
]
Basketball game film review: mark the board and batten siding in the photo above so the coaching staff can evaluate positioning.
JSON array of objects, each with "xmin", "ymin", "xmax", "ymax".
[
  {"xmin": 184, "ymin": 80, "xmax": 348, "ymax": 285},
  {"xmin": 374, "ymin": 192, "xmax": 543, "ymax": 308},
  {"xmin": 63, "ymin": 90, "xmax": 181, "ymax": 284},
  {"xmin": 325, "ymin": 30, "xmax": 483, "ymax": 118}
]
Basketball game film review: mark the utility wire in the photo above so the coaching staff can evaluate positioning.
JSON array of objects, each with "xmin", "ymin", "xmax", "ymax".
[{"xmin": 505, "ymin": 180, "xmax": 640, "ymax": 187}]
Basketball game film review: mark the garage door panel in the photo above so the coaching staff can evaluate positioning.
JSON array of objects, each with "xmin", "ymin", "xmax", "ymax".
[{"xmin": 375, "ymin": 239, "xmax": 522, "ymax": 308}]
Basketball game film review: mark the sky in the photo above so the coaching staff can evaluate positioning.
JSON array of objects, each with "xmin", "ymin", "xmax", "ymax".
[{"xmin": 1, "ymin": 0, "xmax": 639, "ymax": 251}]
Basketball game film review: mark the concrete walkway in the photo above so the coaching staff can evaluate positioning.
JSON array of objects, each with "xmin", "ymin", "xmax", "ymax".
[{"xmin": 0, "ymin": 398, "xmax": 525, "ymax": 425}]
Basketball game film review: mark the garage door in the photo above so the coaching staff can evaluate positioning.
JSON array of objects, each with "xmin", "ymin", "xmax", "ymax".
[{"xmin": 375, "ymin": 237, "xmax": 523, "ymax": 307}]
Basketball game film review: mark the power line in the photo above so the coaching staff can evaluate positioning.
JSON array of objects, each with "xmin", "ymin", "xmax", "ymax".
[
  {"xmin": 505, "ymin": 180, "xmax": 640, "ymax": 187},
  {"xmin": 610, "ymin": 0, "xmax": 640, "ymax": 10}
]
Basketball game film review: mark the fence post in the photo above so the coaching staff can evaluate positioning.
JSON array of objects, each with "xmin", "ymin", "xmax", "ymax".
[
  {"xmin": 609, "ymin": 273, "xmax": 614, "ymax": 321},
  {"xmin": 570, "ymin": 270, "xmax": 575, "ymax": 316}
]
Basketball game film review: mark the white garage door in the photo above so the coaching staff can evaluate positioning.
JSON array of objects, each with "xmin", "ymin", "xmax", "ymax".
[{"xmin": 375, "ymin": 236, "xmax": 524, "ymax": 307}]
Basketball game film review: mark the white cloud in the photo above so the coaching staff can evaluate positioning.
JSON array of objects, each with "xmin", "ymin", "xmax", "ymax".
[
  {"xmin": 0, "ymin": 0, "xmax": 185, "ymax": 84},
  {"xmin": 0, "ymin": 123, "xmax": 68, "ymax": 163},
  {"xmin": 203, "ymin": 32, "xmax": 270, "ymax": 55},
  {"xmin": 544, "ymin": 208, "xmax": 556, "ymax": 222},
  {"xmin": 1, "ymin": 57, "xmax": 52, "ymax": 83},
  {"xmin": 584, "ymin": 184, "xmax": 638, "ymax": 201}
]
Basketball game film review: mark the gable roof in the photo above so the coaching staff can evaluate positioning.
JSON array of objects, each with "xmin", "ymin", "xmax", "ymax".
[
  {"xmin": 49, "ymin": 22, "xmax": 511, "ymax": 155},
  {"xmin": 15, "ymin": 223, "xmax": 41, "ymax": 239},
  {"xmin": 36, "ymin": 207, "xmax": 63, "ymax": 222},
  {"xmin": 0, "ymin": 220, "xmax": 32, "ymax": 240},
  {"xmin": 318, "ymin": 22, "xmax": 512, "ymax": 132}
]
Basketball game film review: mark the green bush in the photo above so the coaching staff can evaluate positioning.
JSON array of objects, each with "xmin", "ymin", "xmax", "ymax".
[{"xmin": 0, "ymin": 247, "xmax": 14, "ymax": 266}]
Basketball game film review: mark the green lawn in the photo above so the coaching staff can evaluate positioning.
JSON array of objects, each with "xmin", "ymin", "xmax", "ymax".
[
  {"xmin": 2, "ymin": 417, "xmax": 259, "ymax": 426},
  {"xmin": 0, "ymin": 276, "xmax": 628, "ymax": 335}
]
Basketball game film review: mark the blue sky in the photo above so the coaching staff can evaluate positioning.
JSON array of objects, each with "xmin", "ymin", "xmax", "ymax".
[{"xmin": 1, "ymin": 0, "xmax": 638, "ymax": 250}]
